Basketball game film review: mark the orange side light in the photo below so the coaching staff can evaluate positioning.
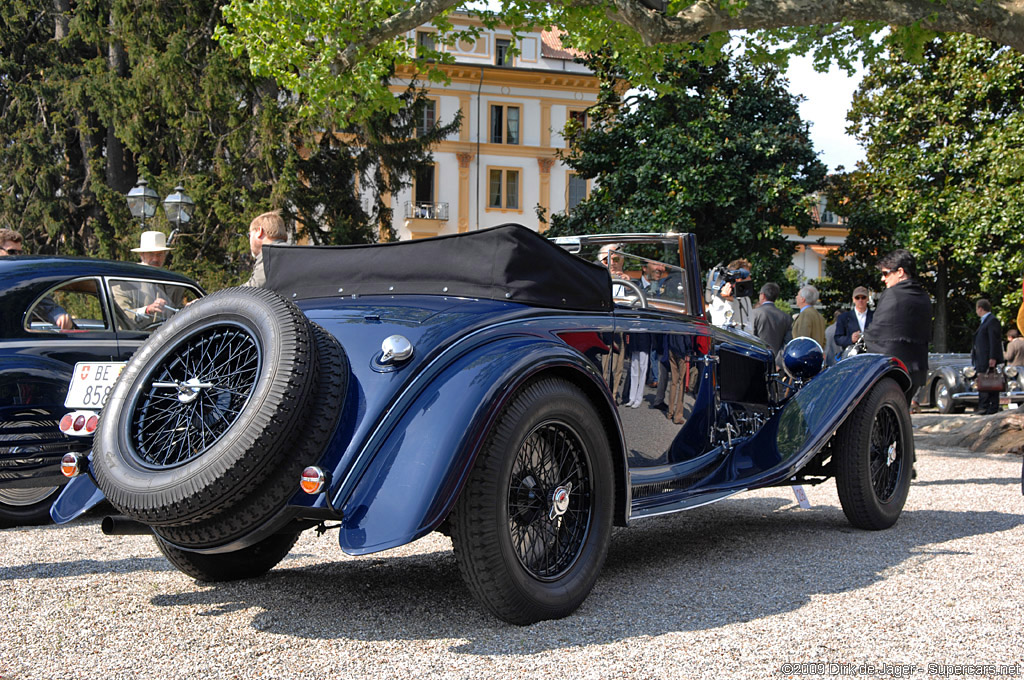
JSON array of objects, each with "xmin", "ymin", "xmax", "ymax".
[{"xmin": 300, "ymin": 466, "xmax": 326, "ymax": 494}]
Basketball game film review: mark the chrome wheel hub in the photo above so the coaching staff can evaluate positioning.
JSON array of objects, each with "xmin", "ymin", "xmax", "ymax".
[
  {"xmin": 549, "ymin": 482, "xmax": 573, "ymax": 520},
  {"xmin": 886, "ymin": 441, "xmax": 898, "ymax": 466},
  {"xmin": 152, "ymin": 377, "xmax": 215, "ymax": 404}
]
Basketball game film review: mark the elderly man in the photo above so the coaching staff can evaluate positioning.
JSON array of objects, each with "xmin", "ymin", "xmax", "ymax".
[
  {"xmin": 791, "ymin": 284, "xmax": 826, "ymax": 348},
  {"xmin": 111, "ymin": 230, "xmax": 185, "ymax": 329},
  {"xmin": 244, "ymin": 211, "xmax": 288, "ymax": 288}
]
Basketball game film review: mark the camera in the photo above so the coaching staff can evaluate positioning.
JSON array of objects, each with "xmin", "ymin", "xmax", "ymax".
[{"xmin": 706, "ymin": 264, "xmax": 753, "ymax": 300}]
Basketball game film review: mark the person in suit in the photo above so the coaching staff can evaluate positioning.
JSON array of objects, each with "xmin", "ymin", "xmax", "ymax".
[
  {"xmin": 791, "ymin": 284, "xmax": 826, "ymax": 348},
  {"xmin": 835, "ymin": 286, "xmax": 874, "ymax": 352},
  {"xmin": 751, "ymin": 282, "xmax": 792, "ymax": 354},
  {"xmin": 863, "ymin": 249, "xmax": 931, "ymax": 393},
  {"xmin": 972, "ymin": 298, "xmax": 1003, "ymax": 415}
]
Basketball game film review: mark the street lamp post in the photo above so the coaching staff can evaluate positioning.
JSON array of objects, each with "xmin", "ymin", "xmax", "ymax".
[{"xmin": 126, "ymin": 179, "xmax": 195, "ymax": 245}]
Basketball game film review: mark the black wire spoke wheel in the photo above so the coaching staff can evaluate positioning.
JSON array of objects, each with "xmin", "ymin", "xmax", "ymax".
[
  {"xmin": 130, "ymin": 323, "xmax": 261, "ymax": 468},
  {"xmin": 507, "ymin": 421, "xmax": 591, "ymax": 580},
  {"xmin": 868, "ymin": 404, "xmax": 902, "ymax": 503},
  {"xmin": 451, "ymin": 378, "xmax": 613, "ymax": 625},
  {"xmin": 834, "ymin": 377, "xmax": 913, "ymax": 530},
  {"xmin": 93, "ymin": 287, "xmax": 321, "ymax": 528}
]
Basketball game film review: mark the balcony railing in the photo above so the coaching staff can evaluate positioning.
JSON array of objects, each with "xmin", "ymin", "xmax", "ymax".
[{"xmin": 405, "ymin": 201, "xmax": 449, "ymax": 220}]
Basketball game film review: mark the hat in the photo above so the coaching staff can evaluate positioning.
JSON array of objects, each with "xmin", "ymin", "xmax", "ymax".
[
  {"xmin": 852, "ymin": 286, "xmax": 869, "ymax": 299},
  {"xmin": 131, "ymin": 230, "xmax": 172, "ymax": 253}
]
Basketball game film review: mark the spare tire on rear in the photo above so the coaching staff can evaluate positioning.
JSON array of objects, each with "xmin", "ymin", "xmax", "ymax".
[{"xmin": 94, "ymin": 287, "xmax": 324, "ymax": 527}]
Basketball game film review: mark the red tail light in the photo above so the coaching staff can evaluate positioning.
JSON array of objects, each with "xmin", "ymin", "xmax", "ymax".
[
  {"xmin": 85, "ymin": 415, "xmax": 99, "ymax": 433},
  {"xmin": 59, "ymin": 414, "xmax": 74, "ymax": 433}
]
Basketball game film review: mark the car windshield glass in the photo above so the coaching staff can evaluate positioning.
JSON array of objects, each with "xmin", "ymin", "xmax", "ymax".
[
  {"xmin": 108, "ymin": 279, "xmax": 199, "ymax": 332},
  {"xmin": 585, "ymin": 243, "xmax": 689, "ymax": 314}
]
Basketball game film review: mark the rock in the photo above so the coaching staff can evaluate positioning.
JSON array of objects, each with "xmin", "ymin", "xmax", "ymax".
[{"xmin": 913, "ymin": 411, "xmax": 1024, "ymax": 454}]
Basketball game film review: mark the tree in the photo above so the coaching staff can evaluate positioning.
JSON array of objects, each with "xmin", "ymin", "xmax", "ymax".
[
  {"xmin": 287, "ymin": 84, "xmax": 462, "ymax": 244},
  {"xmin": 547, "ymin": 55, "xmax": 826, "ymax": 292},
  {"xmin": 216, "ymin": 0, "xmax": 1024, "ymax": 125},
  {"xmin": 845, "ymin": 34, "xmax": 1024, "ymax": 351},
  {"xmin": 0, "ymin": 0, "xmax": 459, "ymax": 288}
]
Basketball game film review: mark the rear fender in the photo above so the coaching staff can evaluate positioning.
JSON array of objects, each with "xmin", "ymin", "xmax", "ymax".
[
  {"xmin": 335, "ymin": 336, "xmax": 625, "ymax": 555},
  {"xmin": 707, "ymin": 353, "xmax": 910, "ymax": 489},
  {"xmin": 50, "ymin": 469, "xmax": 106, "ymax": 523}
]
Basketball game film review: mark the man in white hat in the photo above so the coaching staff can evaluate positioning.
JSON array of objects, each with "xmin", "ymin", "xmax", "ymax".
[{"xmin": 111, "ymin": 230, "xmax": 184, "ymax": 329}]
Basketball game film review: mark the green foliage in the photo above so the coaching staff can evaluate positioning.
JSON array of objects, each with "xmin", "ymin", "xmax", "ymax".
[
  {"xmin": 844, "ymin": 34, "xmax": 1024, "ymax": 350},
  {"xmin": 548, "ymin": 54, "xmax": 826, "ymax": 295},
  {"xmin": 0, "ymin": 0, "xmax": 458, "ymax": 291}
]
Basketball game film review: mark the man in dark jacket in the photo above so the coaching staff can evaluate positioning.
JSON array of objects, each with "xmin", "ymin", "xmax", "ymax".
[
  {"xmin": 863, "ymin": 249, "xmax": 931, "ymax": 392},
  {"xmin": 835, "ymin": 286, "xmax": 874, "ymax": 352},
  {"xmin": 972, "ymin": 298, "xmax": 1003, "ymax": 415},
  {"xmin": 751, "ymin": 282, "xmax": 792, "ymax": 354}
]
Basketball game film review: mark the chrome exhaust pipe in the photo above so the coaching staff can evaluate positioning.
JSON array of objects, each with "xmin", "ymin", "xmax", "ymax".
[{"xmin": 101, "ymin": 515, "xmax": 152, "ymax": 536}]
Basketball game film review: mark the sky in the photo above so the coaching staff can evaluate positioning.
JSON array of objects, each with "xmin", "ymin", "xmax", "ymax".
[{"xmin": 784, "ymin": 54, "xmax": 867, "ymax": 173}]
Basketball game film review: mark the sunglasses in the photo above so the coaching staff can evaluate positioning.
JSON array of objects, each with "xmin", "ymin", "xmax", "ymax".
[
  {"xmin": 854, "ymin": 295, "xmax": 868, "ymax": 300},
  {"xmin": 880, "ymin": 269, "xmax": 892, "ymax": 277},
  {"xmin": 1, "ymin": 246, "xmax": 23, "ymax": 255}
]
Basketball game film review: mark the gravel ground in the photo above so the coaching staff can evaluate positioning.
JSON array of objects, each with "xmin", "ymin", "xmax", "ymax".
[{"xmin": 2, "ymin": 414, "xmax": 1022, "ymax": 680}]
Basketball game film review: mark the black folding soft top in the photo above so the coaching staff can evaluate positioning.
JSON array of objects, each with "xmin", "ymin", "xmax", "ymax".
[{"xmin": 264, "ymin": 223, "xmax": 613, "ymax": 311}]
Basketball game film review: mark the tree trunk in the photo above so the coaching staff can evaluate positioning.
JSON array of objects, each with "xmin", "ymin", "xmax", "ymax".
[
  {"xmin": 52, "ymin": 0, "xmax": 69, "ymax": 39},
  {"xmin": 933, "ymin": 254, "xmax": 949, "ymax": 352},
  {"xmin": 105, "ymin": 18, "xmax": 133, "ymax": 193}
]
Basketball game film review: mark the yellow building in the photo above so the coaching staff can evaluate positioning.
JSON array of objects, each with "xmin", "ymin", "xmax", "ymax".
[
  {"xmin": 392, "ymin": 17, "xmax": 601, "ymax": 239},
  {"xmin": 783, "ymin": 194, "xmax": 849, "ymax": 282}
]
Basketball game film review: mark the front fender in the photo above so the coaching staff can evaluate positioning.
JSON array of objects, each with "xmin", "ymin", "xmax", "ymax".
[
  {"xmin": 335, "ymin": 336, "xmax": 621, "ymax": 555},
  {"xmin": 708, "ymin": 353, "xmax": 910, "ymax": 490}
]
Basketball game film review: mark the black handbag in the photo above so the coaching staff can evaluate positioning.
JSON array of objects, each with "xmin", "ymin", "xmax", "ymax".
[{"xmin": 976, "ymin": 370, "xmax": 1006, "ymax": 392}]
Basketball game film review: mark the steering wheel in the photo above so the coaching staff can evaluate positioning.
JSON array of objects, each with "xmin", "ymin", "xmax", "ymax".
[{"xmin": 614, "ymin": 279, "xmax": 648, "ymax": 309}]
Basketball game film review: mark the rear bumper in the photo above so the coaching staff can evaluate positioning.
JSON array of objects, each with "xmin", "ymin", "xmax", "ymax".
[{"xmin": 0, "ymin": 442, "xmax": 88, "ymax": 489}]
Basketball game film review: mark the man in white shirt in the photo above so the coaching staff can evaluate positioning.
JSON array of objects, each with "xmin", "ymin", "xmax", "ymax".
[{"xmin": 835, "ymin": 285, "xmax": 874, "ymax": 352}]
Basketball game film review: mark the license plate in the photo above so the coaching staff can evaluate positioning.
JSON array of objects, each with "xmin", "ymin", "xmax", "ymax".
[{"xmin": 65, "ymin": 362, "xmax": 127, "ymax": 409}]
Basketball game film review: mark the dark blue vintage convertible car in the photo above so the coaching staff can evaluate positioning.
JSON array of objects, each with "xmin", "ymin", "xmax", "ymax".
[
  {"xmin": 53, "ymin": 225, "xmax": 914, "ymax": 624},
  {"xmin": 0, "ymin": 256, "xmax": 202, "ymax": 526}
]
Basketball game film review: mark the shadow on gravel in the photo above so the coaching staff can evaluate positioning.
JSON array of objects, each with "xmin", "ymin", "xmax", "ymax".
[
  {"xmin": 143, "ymin": 496, "xmax": 1022, "ymax": 653},
  {"xmin": 0, "ymin": 518, "xmax": 171, "ymax": 580}
]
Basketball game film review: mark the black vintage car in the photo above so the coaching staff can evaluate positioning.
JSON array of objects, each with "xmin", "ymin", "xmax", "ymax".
[
  {"xmin": 915, "ymin": 353, "xmax": 1024, "ymax": 413},
  {"xmin": 0, "ymin": 256, "xmax": 203, "ymax": 526}
]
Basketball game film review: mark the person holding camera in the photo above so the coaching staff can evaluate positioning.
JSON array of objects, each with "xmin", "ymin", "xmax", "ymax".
[{"xmin": 708, "ymin": 258, "xmax": 754, "ymax": 333}]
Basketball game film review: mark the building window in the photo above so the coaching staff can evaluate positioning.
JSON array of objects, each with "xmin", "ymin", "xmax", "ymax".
[
  {"xmin": 495, "ymin": 38, "xmax": 511, "ymax": 66},
  {"xmin": 490, "ymin": 104, "xmax": 520, "ymax": 145},
  {"xmin": 414, "ymin": 164, "xmax": 435, "ymax": 205},
  {"xmin": 567, "ymin": 174, "xmax": 588, "ymax": 212},
  {"xmin": 488, "ymin": 168, "xmax": 521, "ymax": 210},
  {"xmin": 417, "ymin": 99, "xmax": 436, "ymax": 137},
  {"xmin": 417, "ymin": 31, "xmax": 435, "ymax": 53}
]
